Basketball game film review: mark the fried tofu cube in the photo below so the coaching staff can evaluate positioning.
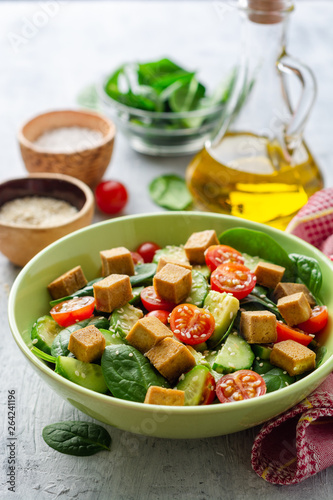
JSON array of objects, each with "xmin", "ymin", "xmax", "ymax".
[
  {"xmin": 144, "ymin": 386, "xmax": 185, "ymax": 406},
  {"xmin": 93, "ymin": 274, "xmax": 133, "ymax": 313},
  {"xmin": 240, "ymin": 310, "xmax": 277, "ymax": 343},
  {"xmin": 156, "ymin": 256, "xmax": 192, "ymax": 273},
  {"xmin": 272, "ymin": 282, "xmax": 316, "ymax": 307},
  {"xmin": 270, "ymin": 340, "xmax": 316, "ymax": 376},
  {"xmin": 68, "ymin": 325, "xmax": 106, "ymax": 363},
  {"xmin": 153, "ymin": 263, "xmax": 192, "ymax": 304},
  {"xmin": 47, "ymin": 265, "xmax": 87, "ymax": 300},
  {"xmin": 100, "ymin": 247, "xmax": 135, "ymax": 277},
  {"xmin": 126, "ymin": 316, "xmax": 173, "ymax": 354},
  {"xmin": 277, "ymin": 292, "xmax": 312, "ymax": 326},
  {"xmin": 184, "ymin": 230, "xmax": 219, "ymax": 264},
  {"xmin": 254, "ymin": 262, "xmax": 285, "ymax": 289},
  {"xmin": 146, "ymin": 337, "xmax": 196, "ymax": 384}
]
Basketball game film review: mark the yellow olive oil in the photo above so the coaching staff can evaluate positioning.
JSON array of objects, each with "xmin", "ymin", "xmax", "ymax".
[{"xmin": 186, "ymin": 132, "xmax": 323, "ymax": 230}]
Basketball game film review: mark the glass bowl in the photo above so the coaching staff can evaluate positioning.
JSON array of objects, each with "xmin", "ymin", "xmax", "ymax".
[{"xmin": 99, "ymin": 83, "xmax": 225, "ymax": 157}]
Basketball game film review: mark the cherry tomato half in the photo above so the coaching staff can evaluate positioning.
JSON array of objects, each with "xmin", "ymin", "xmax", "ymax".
[
  {"xmin": 136, "ymin": 241, "xmax": 161, "ymax": 263},
  {"xmin": 146, "ymin": 309, "xmax": 170, "ymax": 325},
  {"xmin": 130, "ymin": 251, "xmax": 144, "ymax": 265},
  {"xmin": 50, "ymin": 296, "xmax": 95, "ymax": 327},
  {"xmin": 276, "ymin": 322, "xmax": 313, "ymax": 346},
  {"xmin": 141, "ymin": 286, "xmax": 175, "ymax": 312},
  {"xmin": 95, "ymin": 180, "xmax": 128, "ymax": 214},
  {"xmin": 297, "ymin": 306, "xmax": 328, "ymax": 334},
  {"xmin": 216, "ymin": 370, "xmax": 266, "ymax": 403},
  {"xmin": 205, "ymin": 245, "xmax": 244, "ymax": 272},
  {"xmin": 210, "ymin": 262, "xmax": 256, "ymax": 300},
  {"xmin": 201, "ymin": 372, "xmax": 216, "ymax": 405},
  {"xmin": 169, "ymin": 304, "xmax": 215, "ymax": 345}
]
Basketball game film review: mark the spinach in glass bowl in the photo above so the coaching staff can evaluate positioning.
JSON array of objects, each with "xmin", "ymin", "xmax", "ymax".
[{"xmin": 99, "ymin": 58, "xmax": 236, "ymax": 156}]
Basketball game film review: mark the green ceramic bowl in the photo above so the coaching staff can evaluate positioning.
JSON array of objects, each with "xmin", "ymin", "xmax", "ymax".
[{"xmin": 8, "ymin": 212, "xmax": 333, "ymax": 439}]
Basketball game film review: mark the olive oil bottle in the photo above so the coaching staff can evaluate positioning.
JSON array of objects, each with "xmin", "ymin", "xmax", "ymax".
[{"xmin": 186, "ymin": 1, "xmax": 323, "ymax": 230}]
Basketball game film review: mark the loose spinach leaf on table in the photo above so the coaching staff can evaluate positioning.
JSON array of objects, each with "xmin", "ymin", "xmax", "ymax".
[
  {"xmin": 42, "ymin": 421, "xmax": 111, "ymax": 456},
  {"xmin": 101, "ymin": 344, "xmax": 170, "ymax": 403},
  {"xmin": 149, "ymin": 174, "xmax": 193, "ymax": 211}
]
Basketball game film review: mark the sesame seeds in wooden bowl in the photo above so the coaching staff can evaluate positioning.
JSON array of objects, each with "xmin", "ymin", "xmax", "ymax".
[
  {"xmin": 18, "ymin": 110, "xmax": 116, "ymax": 188},
  {"xmin": 0, "ymin": 173, "xmax": 94, "ymax": 267}
]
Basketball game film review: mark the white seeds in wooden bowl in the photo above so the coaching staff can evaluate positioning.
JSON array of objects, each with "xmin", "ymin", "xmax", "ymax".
[
  {"xmin": 33, "ymin": 127, "xmax": 104, "ymax": 153},
  {"xmin": 0, "ymin": 197, "xmax": 78, "ymax": 227}
]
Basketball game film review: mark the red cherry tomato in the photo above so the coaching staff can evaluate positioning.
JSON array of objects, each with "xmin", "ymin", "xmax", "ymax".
[
  {"xmin": 140, "ymin": 286, "xmax": 175, "ymax": 312},
  {"xmin": 216, "ymin": 370, "xmax": 266, "ymax": 403},
  {"xmin": 50, "ymin": 296, "xmax": 95, "ymax": 327},
  {"xmin": 205, "ymin": 245, "xmax": 244, "ymax": 272},
  {"xmin": 95, "ymin": 180, "xmax": 128, "ymax": 214},
  {"xmin": 201, "ymin": 372, "xmax": 216, "ymax": 405},
  {"xmin": 130, "ymin": 251, "xmax": 144, "ymax": 265},
  {"xmin": 210, "ymin": 262, "xmax": 256, "ymax": 300},
  {"xmin": 146, "ymin": 309, "xmax": 170, "ymax": 325},
  {"xmin": 276, "ymin": 322, "xmax": 313, "ymax": 346},
  {"xmin": 136, "ymin": 241, "xmax": 161, "ymax": 263},
  {"xmin": 169, "ymin": 304, "xmax": 215, "ymax": 345},
  {"xmin": 297, "ymin": 306, "xmax": 328, "ymax": 334}
]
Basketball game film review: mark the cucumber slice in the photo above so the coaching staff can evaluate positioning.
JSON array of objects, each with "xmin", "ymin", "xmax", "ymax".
[
  {"xmin": 252, "ymin": 344, "xmax": 273, "ymax": 360},
  {"xmin": 187, "ymin": 346, "xmax": 211, "ymax": 368},
  {"xmin": 177, "ymin": 365, "xmax": 211, "ymax": 405},
  {"xmin": 187, "ymin": 270, "xmax": 209, "ymax": 307},
  {"xmin": 100, "ymin": 328, "xmax": 127, "ymax": 346},
  {"xmin": 55, "ymin": 356, "xmax": 108, "ymax": 393},
  {"xmin": 213, "ymin": 334, "xmax": 255, "ymax": 374},
  {"xmin": 31, "ymin": 316, "xmax": 62, "ymax": 354},
  {"xmin": 204, "ymin": 291, "xmax": 240, "ymax": 349},
  {"xmin": 153, "ymin": 245, "xmax": 188, "ymax": 264},
  {"xmin": 192, "ymin": 264, "xmax": 211, "ymax": 280},
  {"xmin": 109, "ymin": 303, "xmax": 143, "ymax": 339},
  {"xmin": 252, "ymin": 359, "xmax": 274, "ymax": 375}
]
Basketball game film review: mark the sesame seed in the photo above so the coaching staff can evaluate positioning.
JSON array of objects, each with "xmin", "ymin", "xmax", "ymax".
[
  {"xmin": 256, "ymin": 356, "xmax": 260, "ymax": 360},
  {"xmin": 186, "ymin": 297, "xmax": 193, "ymax": 302},
  {"xmin": 75, "ymin": 370, "xmax": 80, "ymax": 376},
  {"xmin": 283, "ymin": 371, "xmax": 287, "ymax": 374},
  {"xmin": 230, "ymin": 352, "xmax": 235, "ymax": 356},
  {"xmin": 192, "ymin": 376, "xmax": 199, "ymax": 382},
  {"xmin": 179, "ymin": 373, "xmax": 185, "ymax": 381},
  {"xmin": 32, "ymin": 339, "xmax": 38, "ymax": 344},
  {"xmin": 230, "ymin": 312, "xmax": 234, "ymax": 319},
  {"xmin": 259, "ymin": 362, "xmax": 263, "ymax": 367},
  {"xmin": 285, "ymin": 382, "xmax": 289, "ymax": 386},
  {"xmin": 129, "ymin": 353, "xmax": 133, "ymax": 357},
  {"xmin": 211, "ymin": 351, "xmax": 216, "ymax": 355},
  {"xmin": 115, "ymin": 350, "xmax": 119, "ymax": 355},
  {"xmin": 81, "ymin": 372, "xmax": 86, "ymax": 379},
  {"xmin": 260, "ymin": 294, "xmax": 266, "ymax": 298},
  {"xmin": 174, "ymin": 329, "xmax": 180, "ymax": 334}
]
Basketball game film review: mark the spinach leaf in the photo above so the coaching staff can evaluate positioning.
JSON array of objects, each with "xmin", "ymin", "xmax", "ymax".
[
  {"xmin": 137, "ymin": 58, "xmax": 185, "ymax": 86},
  {"xmin": 289, "ymin": 253, "xmax": 322, "ymax": 298},
  {"xmin": 316, "ymin": 346, "xmax": 327, "ymax": 368},
  {"xmin": 49, "ymin": 278, "xmax": 102, "ymax": 307},
  {"xmin": 262, "ymin": 368, "xmax": 295, "ymax": 393},
  {"xmin": 130, "ymin": 263, "xmax": 157, "ymax": 287},
  {"xmin": 149, "ymin": 174, "xmax": 192, "ymax": 211},
  {"xmin": 219, "ymin": 228, "xmax": 295, "ymax": 281},
  {"xmin": 241, "ymin": 293, "xmax": 283, "ymax": 320},
  {"xmin": 42, "ymin": 421, "xmax": 111, "ymax": 456},
  {"xmin": 252, "ymin": 359, "xmax": 275, "ymax": 375},
  {"xmin": 50, "ymin": 317, "xmax": 107, "ymax": 358},
  {"xmin": 101, "ymin": 344, "xmax": 169, "ymax": 402}
]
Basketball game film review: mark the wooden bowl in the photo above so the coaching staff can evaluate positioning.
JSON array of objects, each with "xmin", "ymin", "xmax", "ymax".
[
  {"xmin": 18, "ymin": 110, "xmax": 116, "ymax": 188},
  {"xmin": 0, "ymin": 173, "xmax": 94, "ymax": 267}
]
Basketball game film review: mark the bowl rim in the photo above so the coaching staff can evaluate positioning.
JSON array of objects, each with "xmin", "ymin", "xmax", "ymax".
[
  {"xmin": 0, "ymin": 172, "xmax": 94, "ymax": 230},
  {"xmin": 99, "ymin": 78, "xmax": 225, "ymax": 120},
  {"xmin": 17, "ymin": 109, "xmax": 116, "ymax": 154},
  {"xmin": 8, "ymin": 211, "xmax": 333, "ymax": 415}
]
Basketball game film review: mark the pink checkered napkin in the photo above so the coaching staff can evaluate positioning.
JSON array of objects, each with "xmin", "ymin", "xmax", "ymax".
[
  {"xmin": 251, "ymin": 374, "xmax": 333, "ymax": 484},
  {"xmin": 286, "ymin": 188, "xmax": 333, "ymax": 258}
]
